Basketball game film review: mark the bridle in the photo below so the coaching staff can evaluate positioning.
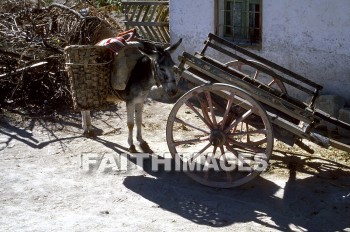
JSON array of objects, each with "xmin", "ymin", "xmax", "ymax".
[
  {"xmin": 150, "ymin": 58, "xmax": 163, "ymax": 87},
  {"xmin": 151, "ymin": 57, "xmax": 176, "ymax": 87}
]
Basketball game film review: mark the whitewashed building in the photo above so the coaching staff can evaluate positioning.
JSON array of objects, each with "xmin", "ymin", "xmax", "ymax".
[{"xmin": 170, "ymin": 0, "xmax": 350, "ymax": 104}]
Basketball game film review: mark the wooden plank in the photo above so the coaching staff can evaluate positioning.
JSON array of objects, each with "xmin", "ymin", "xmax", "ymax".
[
  {"xmin": 198, "ymin": 54, "xmax": 309, "ymax": 109},
  {"xmin": 314, "ymin": 109, "xmax": 350, "ymax": 130},
  {"xmin": 129, "ymin": 5, "xmax": 138, "ymax": 22},
  {"xmin": 207, "ymin": 33, "xmax": 323, "ymax": 90},
  {"xmin": 135, "ymin": 5, "xmax": 145, "ymax": 22},
  {"xmin": 124, "ymin": 21, "xmax": 168, "ymax": 27},
  {"xmin": 155, "ymin": 5, "xmax": 165, "ymax": 23},
  {"xmin": 122, "ymin": 1, "xmax": 168, "ymax": 6},
  {"xmin": 141, "ymin": 5, "xmax": 151, "ymax": 22},
  {"xmin": 181, "ymin": 52, "xmax": 315, "ymax": 124},
  {"xmin": 148, "ymin": 4, "xmax": 158, "ymax": 22},
  {"xmin": 177, "ymin": 67, "xmax": 330, "ymax": 148},
  {"xmin": 144, "ymin": 26, "xmax": 157, "ymax": 41},
  {"xmin": 122, "ymin": 1, "xmax": 169, "ymax": 44},
  {"xmin": 198, "ymin": 54, "xmax": 289, "ymax": 98},
  {"xmin": 159, "ymin": 7, "xmax": 169, "ymax": 22},
  {"xmin": 138, "ymin": 26, "xmax": 150, "ymax": 40},
  {"xmin": 329, "ymin": 139, "xmax": 350, "ymax": 153},
  {"xmin": 268, "ymin": 112, "xmax": 330, "ymax": 148},
  {"xmin": 157, "ymin": 26, "xmax": 169, "ymax": 44},
  {"xmin": 206, "ymin": 41, "xmax": 316, "ymax": 95},
  {"xmin": 149, "ymin": 26, "xmax": 162, "ymax": 43},
  {"xmin": 123, "ymin": 4, "xmax": 131, "ymax": 21},
  {"xmin": 161, "ymin": 28, "xmax": 170, "ymax": 43}
]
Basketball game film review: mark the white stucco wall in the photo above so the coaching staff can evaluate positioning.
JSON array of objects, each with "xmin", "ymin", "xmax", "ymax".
[
  {"xmin": 170, "ymin": 0, "xmax": 350, "ymax": 104},
  {"xmin": 169, "ymin": 0, "xmax": 215, "ymax": 61}
]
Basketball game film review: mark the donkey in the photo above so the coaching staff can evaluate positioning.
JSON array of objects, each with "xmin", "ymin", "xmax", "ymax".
[{"xmin": 81, "ymin": 38, "xmax": 182, "ymax": 153}]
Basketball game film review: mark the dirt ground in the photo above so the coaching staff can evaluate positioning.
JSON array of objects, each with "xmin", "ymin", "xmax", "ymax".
[{"xmin": 1, "ymin": 98, "xmax": 350, "ymax": 232}]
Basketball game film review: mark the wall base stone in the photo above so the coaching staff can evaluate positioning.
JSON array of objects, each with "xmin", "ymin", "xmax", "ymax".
[
  {"xmin": 315, "ymin": 95, "xmax": 346, "ymax": 131},
  {"xmin": 338, "ymin": 108, "xmax": 350, "ymax": 137}
]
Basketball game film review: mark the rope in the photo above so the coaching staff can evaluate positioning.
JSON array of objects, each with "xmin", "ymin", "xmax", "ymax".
[
  {"xmin": 151, "ymin": 58, "xmax": 162, "ymax": 87},
  {"xmin": 65, "ymin": 61, "xmax": 112, "ymax": 66},
  {"xmin": 110, "ymin": 86, "xmax": 125, "ymax": 102}
]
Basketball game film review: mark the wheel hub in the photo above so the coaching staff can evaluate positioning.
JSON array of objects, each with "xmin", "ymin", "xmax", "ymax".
[{"xmin": 210, "ymin": 129, "xmax": 226, "ymax": 147}]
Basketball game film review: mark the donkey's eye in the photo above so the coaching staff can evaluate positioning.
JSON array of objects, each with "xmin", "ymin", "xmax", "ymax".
[{"xmin": 160, "ymin": 68, "xmax": 166, "ymax": 72}]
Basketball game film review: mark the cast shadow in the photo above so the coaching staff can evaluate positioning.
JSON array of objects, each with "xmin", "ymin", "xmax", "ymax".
[
  {"xmin": 0, "ymin": 107, "xmax": 121, "ymax": 151},
  {"xmin": 0, "ymin": 118, "xmax": 83, "ymax": 151},
  {"xmin": 122, "ymin": 151, "xmax": 350, "ymax": 231}
]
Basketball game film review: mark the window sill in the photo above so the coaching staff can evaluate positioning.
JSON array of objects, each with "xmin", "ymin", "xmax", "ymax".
[{"xmin": 222, "ymin": 37, "xmax": 262, "ymax": 50}]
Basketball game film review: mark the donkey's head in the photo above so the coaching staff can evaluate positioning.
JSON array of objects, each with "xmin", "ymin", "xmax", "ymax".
[{"xmin": 142, "ymin": 39, "xmax": 182, "ymax": 97}]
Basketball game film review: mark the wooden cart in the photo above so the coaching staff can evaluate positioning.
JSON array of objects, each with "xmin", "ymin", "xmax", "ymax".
[{"xmin": 166, "ymin": 33, "xmax": 350, "ymax": 188}]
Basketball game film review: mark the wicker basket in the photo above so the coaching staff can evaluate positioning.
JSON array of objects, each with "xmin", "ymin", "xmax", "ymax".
[{"xmin": 64, "ymin": 45, "xmax": 113, "ymax": 111}]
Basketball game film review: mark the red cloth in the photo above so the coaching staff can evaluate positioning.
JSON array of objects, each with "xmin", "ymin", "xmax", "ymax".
[
  {"xmin": 96, "ymin": 29, "xmax": 137, "ymax": 53},
  {"xmin": 96, "ymin": 37, "xmax": 126, "ymax": 53}
]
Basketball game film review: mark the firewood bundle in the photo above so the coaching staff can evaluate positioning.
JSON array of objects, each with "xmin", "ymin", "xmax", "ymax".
[{"xmin": 0, "ymin": 0, "xmax": 122, "ymax": 115}]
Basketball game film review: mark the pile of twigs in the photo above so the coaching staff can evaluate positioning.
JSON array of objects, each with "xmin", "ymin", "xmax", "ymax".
[{"xmin": 0, "ymin": 0, "xmax": 123, "ymax": 115}]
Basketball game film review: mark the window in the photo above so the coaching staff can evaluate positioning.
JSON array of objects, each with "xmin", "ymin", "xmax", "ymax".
[{"xmin": 216, "ymin": 0, "xmax": 262, "ymax": 48}]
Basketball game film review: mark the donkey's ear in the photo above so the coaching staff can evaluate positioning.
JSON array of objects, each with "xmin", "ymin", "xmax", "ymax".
[{"xmin": 165, "ymin": 38, "xmax": 182, "ymax": 53}]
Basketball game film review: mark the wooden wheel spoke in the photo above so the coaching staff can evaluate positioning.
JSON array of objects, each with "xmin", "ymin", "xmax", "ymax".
[
  {"xmin": 268, "ymin": 79, "xmax": 276, "ymax": 87},
  {"xmin": 228, "ymin": 128, "xmax": 267, "ymax": 146},
  {"xmin": 203, "ymin": 150, "xmax": 216, "ymax": 180},
  {"xmin": 173, "ymin": 136, "xmax": 210, "ymax": 146},
  {"xmin": 225, "ymin": 144, "xmax": 239, "ymax": 157},
  {"xmin": 185, "ymin": 100, "xmax": 212, "ymax": 128},
  {"xmin": 228, "ymin": 129, "xmax": 267, "ymax": 136},
  {"xmin": 245, "ymin": 123, "xmax": 251, "ymax": 143},
  {"xmin": 167, "ymin": 83, "xmax": 274, "ymax": 188},
  {"xmin": 227, "ymin": 138, "xmax": 265, "ymax": 153},
  {"xmin": 189, "ymin": 142, "xmax": 212, "ymax": 162},
  {"xmin": 220, "ymin": 93, "xmax": 235, "ymax": 130},
  {"xmin": 212, "ymin": 145, "xmax": 216, "ymax": 154},
  {"xmin": 198, "ymin": 142, "xmax": 212, "ymax": 155},
  {"xmin": 219, "ymin": 145, "xmax": 225, "ymax": 155},
  {"xmin": 247, "ymin": 138, "xmax": 267, "ymax": 146},
  {"xmin": 174, "ymin": 117, "xmax": 210, "ymax": 134},
  {"xmin": 224, "ymin": 109, "xmax": 253, "ymax": 133},
  {"xmin": 253, "ymin": 70, "xmax": 259, "ymax": 79},
  {"xmin": 204, "ymin": 91, "xmax": 218, "ymax": 128},
  {"xmin": 195, "ymin": 95, "xmax": 213, "ymax": 128},
  {"xmin": 219, "ymin": 146, "xmax": 234, "ymax": 182},
  {"xmin": 203, "ymin": 166, "xmax": 209, "ymax": 180},
  {"xmin": 229, "ymin": 136, "xmax": 267, "ymax": 146},
  {"xmin": 225, "ymin": 143, "xmax": 256, "ymax": 172}
]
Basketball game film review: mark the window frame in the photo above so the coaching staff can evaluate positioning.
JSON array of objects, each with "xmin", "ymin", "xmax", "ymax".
[{"xmin": 215, "ymin": 0, "xmax": 263, "ymax": 49}]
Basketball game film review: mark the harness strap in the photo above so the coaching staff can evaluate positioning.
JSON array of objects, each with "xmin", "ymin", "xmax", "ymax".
[
  {"xmin": 110, "ymin": 87, "xmax": 125, "ymax": 102},
  {"xmin": 151, "ymin": 59, "xmax": 162, "ymax": 87},
  {"xmin": 109, "ymin": 55, "xmax": 162, "ymax": 101}
]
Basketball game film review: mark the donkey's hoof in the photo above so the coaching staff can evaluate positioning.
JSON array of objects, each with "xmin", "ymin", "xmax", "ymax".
[
  {"xmin": 129, "ymin": 145, "xmax": 137, "ymax": 153},
  {"xmin": 83, "ymin": 130, "xmax": 96, "ymax": 138},
  {"xmin": 82, "ymin": 128, "xmax": 103, "ymax": 138}
]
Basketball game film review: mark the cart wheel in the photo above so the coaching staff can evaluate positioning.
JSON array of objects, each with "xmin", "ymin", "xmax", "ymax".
[
  {"xmin": 226, "ymin": 60, "xmax": 287, "ymax": 94},
  {"xmin": 166, "ymin": 84, "xmax": 274, "ymax": 188}
]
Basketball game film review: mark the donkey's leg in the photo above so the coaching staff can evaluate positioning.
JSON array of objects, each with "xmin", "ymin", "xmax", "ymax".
[
  {"xmin": 135, "ymin": 103, "xmax": 145, "ymax": 144},
  {"xmin": 81, "ymin": 110, "xmax": 93, "ymax": 135},
  {"xmin": 135, "ymin": 102, "xmax": 153, "ymax": 153},
  {"xmin": 126, "ymin": 102, "xmax": 137, "ymax": 153}
]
